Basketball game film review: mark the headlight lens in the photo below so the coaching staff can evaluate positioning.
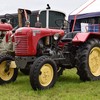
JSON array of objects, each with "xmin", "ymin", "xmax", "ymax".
[{"xmin": 54, "ymin": 33, "xmax": 60, "ymax": 40}]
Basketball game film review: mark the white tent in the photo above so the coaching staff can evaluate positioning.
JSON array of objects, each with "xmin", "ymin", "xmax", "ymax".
[{"xmin": 69, "ymin": 0, "xmax": 100, "ymax": 21}]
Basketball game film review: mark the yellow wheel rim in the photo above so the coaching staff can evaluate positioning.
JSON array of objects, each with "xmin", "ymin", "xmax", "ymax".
[
  {"xmin": 0, "ymin": 61, "xmax": 14, "ymax": 81},
  {"xmin": 89, "ymin": 47, "xmax": 100, "ymax": 76},
  {"xmin": 39, "ymin": 64, "xmax": 54, "ymax": 86}
]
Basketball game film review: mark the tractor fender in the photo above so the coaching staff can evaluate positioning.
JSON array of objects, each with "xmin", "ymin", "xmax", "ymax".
[
  {"xmin": 10, "ymin": 61, "xmax": 17, "ymax": 68},
  {"xmin": 72, "ymin": 32, "xmax": 90, "ymax": 42}
]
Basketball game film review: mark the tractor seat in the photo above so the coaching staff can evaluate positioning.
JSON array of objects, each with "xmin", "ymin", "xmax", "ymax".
[{"xmin": 61, "ymin": 31, "xmax": 78, "ymax": 42}]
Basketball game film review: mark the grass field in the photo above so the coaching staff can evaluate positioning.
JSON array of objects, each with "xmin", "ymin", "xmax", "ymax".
[{"xmin": 0, "ymin": 68, "xmax": 100, "ymax": 100}]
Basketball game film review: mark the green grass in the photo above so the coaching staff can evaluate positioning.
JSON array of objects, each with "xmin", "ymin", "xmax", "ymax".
[{"xmin": 0, "ymin": 68, "xmax": 100, "ymax": 100}]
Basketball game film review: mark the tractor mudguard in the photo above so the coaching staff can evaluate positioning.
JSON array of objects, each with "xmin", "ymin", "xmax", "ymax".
[
  {"xmin": 72, "ymin": 32, "xmax": 90, "ymax": 45},
  {"xmin": 9, "ymin": 61, "xmax": 17, "ymax": 68}
]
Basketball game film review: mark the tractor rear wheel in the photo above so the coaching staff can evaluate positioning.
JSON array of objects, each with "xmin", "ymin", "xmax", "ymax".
[
  {"xmin": 77, "ymin": 38, "xmax": 100, "ymax": 81},
  {"xmin": 30, "ymin": 56, "xmax": 57, "ymax": 90},
  {"xmin": 0, "ymin": 54, "xmax": 18, "ymax": 84}
]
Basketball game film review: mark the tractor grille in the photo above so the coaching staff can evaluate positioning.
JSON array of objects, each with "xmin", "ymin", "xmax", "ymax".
[{"xmin": 15, "ymin": 36, "xmax": 28, "ymax": 55}]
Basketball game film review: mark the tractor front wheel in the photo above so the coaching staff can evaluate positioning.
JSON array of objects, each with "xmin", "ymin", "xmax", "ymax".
[
  {"xmin": 0, "ymin": 55, "xmax": 18, "ymax": 84},
  {"xmin": 77, "ymin": 38, "xmax": 100, "ymax": 81},
  {"xmin": 30, "ymin": 56, "xmax": 57, "ymax": 90}
]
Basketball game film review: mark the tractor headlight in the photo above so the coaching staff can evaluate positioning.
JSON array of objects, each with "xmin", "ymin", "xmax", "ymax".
[{"xmin": 54, "ymin": 33, "xmax": 60, "ymax": 40}]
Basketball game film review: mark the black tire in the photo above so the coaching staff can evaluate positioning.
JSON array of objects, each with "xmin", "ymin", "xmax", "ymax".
[
  {"xmin": 30, "ymin": 56, "xmax": 57, "ymax": 90},
  {"xmin": 77, "ymin": 38, "xmax": 100, "ymax": 81},
  {"xmin": 0, "ymin": 54, "xmax": 18, "ymax": 84},
  {"xmin": 20, "ymin": 69, "xmax": 30, "ymax": 75}
]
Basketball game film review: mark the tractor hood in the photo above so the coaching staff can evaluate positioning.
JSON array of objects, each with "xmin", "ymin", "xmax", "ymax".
[
  {"xmin": 15, "ymin": 27, "xmax": 64, "ymax": 37},
  {"xmin": 0, "ymin": 23, "xmax": 13, "ymax": 31}
]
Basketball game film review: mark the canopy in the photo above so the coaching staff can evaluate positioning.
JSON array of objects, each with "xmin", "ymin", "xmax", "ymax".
[{"xmin": 69, "ymin": 0, "xmax": 100, "ymax": 21}]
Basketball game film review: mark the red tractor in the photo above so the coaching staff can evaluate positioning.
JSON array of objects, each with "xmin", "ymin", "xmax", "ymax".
[
  {"xmin": 14, "ymin": 7, "xmax": 68, "ymax": 90},
  {"xmin": 0, "ymin": 17, "xmax": 18, "ymax": 85},
  {"xmin": 14, "ymin": 6, "xmax": 100, "ymax": 90}
]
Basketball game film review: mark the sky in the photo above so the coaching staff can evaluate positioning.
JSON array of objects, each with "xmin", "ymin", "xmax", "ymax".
[{"xmin": 0, "ymin": 0, "xmax": 88, "ymax": 17}]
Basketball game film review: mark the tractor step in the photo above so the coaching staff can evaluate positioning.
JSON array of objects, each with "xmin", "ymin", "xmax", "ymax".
[{"xmin": 61, "ymin": 38, "xmax": 72, "ymax": 42}]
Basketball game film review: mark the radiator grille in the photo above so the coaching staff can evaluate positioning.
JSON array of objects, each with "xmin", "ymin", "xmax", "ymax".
[{"xmin": 15, "ymin": 36, "xmax": 28, "ymax": 55}]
